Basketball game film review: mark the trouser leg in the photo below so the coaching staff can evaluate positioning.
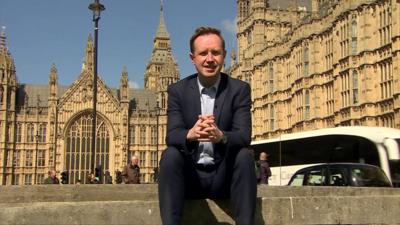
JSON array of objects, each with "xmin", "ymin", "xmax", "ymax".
[
  {"xmin": 158, "ymin": 147, "xmax": 185, "ymax": 225},
  {"xmin": 230, "ymin": 148, "xmax": 257, "ymax": 225}
]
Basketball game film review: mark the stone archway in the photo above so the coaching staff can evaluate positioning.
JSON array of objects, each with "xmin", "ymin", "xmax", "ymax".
[{"xmin": 65, "ymin": 113, "xmax": 110, "ymax": 184}]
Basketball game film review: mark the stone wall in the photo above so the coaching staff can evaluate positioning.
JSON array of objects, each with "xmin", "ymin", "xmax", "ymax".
[{"xmin": 0, "ymin": 184, "xmax": 399, "ymax": 225}]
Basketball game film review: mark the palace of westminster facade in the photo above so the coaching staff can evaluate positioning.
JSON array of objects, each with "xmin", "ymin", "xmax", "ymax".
[
  {"xmin": 0, "ymin": 4, "xmax": 179, "ymax": 185},
  {"xmin": 0, "ymin": 0, "xmax": 399, "ymax": 185},
  {"xmin": 230, "ymin": 0, "xmax": 400, "ymax": 140}
]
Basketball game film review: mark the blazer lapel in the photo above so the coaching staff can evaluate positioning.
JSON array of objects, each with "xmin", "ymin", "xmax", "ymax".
[
  {"xmin": 214, "ymin": 74, "xmax": 228, "ymax": 125},
  {"xmin": 188, "ymin": 75, "xmax": 201, "ymax": 124}
]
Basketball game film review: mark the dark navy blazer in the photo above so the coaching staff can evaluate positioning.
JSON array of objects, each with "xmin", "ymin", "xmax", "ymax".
[{"xmin": 165, "ymin": 72, "xmax": 252, "ymax": 164}]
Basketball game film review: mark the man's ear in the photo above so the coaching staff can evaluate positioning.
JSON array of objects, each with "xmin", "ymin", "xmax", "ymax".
[{"xmin": 190, "ymin": 52, "xmax": 195, "ymax": 64}]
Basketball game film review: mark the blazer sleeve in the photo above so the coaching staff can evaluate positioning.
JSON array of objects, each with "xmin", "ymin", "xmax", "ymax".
[
  {"xmin": 165, "ymin": 84, "xmax": 197, "ymax": 153},
  {"xmin": 224, "ymin": 82, "xmax": 252, "ymax": 150}
]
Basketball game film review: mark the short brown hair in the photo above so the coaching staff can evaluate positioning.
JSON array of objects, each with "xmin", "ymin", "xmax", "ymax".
[{"xmin": 190, "ymin": 26, "xmax": 226, "ymax": 54}]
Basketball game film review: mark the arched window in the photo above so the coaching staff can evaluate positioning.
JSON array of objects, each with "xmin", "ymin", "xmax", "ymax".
[
  {"xmin": 139, "ymin": 151, "xmax": 146, "ymax": 168},
  {"xmin": 37, "ymin": 150, "xmax": 45, "ymax": 167},
  {"xmin": 65, "ymin": 113, "xmax": 110, "ymax": 184},
  {"xmin": 304, "ymin": 47, "xmax": 309, "ymax": 77},
  {"xmin": 161, "ymin": 92, "xmax": 166, "ymax": 109},
  {"xmin": 305, "ymin": 90, "xmax": 310, "ymax": 120},
  {"xmin": 129, "ymin": 126, "xmax": 135, "ymax": 145},
  {"xmin": 269, "ymin": 105, "xmax": 275, "ymax": 131},
  {"xmin": 16, "ymin": 123, "xmax": 22, "ymax": 143},
  {"xmin": 351, "ymin": 21, "xmax": 357, "ymax": 55},
  {"xmin": 269, "ymin": 63, "xmax": 274, "ymax": 93},
  {"xmin": 13, "ymin": 150, "xmax": 20, "ymax": 167},
  {"xmin": 352, "ymin": 70, "xmax": 359, "ymax": 104},
  {"xmin": 151, "ymin": 125, "xmax": 157, "ymax": 145},
  {"xmin": 27, "ymin": 123, "xmax": 35, "ymax": 143},
  {"xmin": 25, "ymin": 150, "xmax": 33, "ymax": 167},
  {"xmin": 151, "ymin": 151, "xmax": 157, "ymax": 168},
  {"xmin": 38, "ymin": 124, "xmax": 46, "ymax": 143},
  {"xmin": 140, "ymin": 125, "xmax": 146, "ymax": 145}
]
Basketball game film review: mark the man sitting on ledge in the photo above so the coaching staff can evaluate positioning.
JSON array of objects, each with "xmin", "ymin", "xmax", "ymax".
[{"xmin": 158, "ymin": 26, "xmax": 257, "ymax": 225}]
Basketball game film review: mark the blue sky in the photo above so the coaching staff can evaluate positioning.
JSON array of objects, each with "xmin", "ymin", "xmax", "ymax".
[{"xmin": 0, "ymin": 0, "xmax": 237, "ymax": 88}]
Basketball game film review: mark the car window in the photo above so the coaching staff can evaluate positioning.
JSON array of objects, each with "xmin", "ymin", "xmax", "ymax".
[
  {"xmin": 351, "ymin": 166, "xmax": 391, "ymax": 187},
  {"xmin": 305, "ymin": 169, "xmax": 325, "ymax": 186},
  {"xmin": 328, "ymin": 167, "xmax": 346, "ymax": 186},
  {"xmin": 289, "ymin": 173, "xmax": 305, "ymax": 186}
]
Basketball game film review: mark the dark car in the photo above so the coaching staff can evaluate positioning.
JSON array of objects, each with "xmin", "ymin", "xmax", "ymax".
[{"xmin": 288, "ymin": 163, "xmax": 392, "ymax": 187}]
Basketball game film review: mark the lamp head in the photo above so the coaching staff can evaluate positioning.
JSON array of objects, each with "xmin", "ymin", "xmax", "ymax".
[{"xmin": 89, "ymin": 0, "xmax": 105, "ymax": 20}]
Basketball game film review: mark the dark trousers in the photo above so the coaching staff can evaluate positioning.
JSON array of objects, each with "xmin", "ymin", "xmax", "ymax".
[{"xmin": 158, "ymin": 146, "xmax": 257, "ymax": 225}]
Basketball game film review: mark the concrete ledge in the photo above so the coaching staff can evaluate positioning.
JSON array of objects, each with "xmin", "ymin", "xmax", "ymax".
[
  {"xmin": 0, "ymin": 185, "xmax": 400, "ymax": 225},
  {"xmin": 0, "ymin": 184, "xmax": 159, "ymax": 203},
  {"xmin": 1, "ymin": 184, "xmax": 399, "ymax": 203}
]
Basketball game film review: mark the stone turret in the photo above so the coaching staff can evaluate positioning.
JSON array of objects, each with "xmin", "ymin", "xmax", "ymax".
[
  {"xmin": 82, "ymin": 34, "xmax": 94, "ymax": 73},
  {"xmin": 0, "ymin": 26, "xmax": 17, "ymax": 185},
  {"xmin": 49, "ymin": 63, "xmax": 58, "ymax": 101},
  {"xmin": 119, "ymin": 66, "xmax": 129, "ymax": 103},
  {"xmin": 0, "ymin": 26, "xmax": 17, "ymax": 110},
  {"xmin": 47, "ymin": 63, "xmax": 58, "ymax": 169},
  {"xmin": 119, "ymin": 66, "xmax": 129, "ymax": 164},
  {"xmin": 144, "ymin": 0, "xmax": 180, "ymax": 109}
]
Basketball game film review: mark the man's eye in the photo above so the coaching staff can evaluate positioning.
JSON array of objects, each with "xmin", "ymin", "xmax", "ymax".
[
  {"xmin": 212, "ymin": 51, "xmax": 222, "ymax": 56},
  {"xmin": 199, "ymin": 52, "xmax": 208, "ymax": 56}
]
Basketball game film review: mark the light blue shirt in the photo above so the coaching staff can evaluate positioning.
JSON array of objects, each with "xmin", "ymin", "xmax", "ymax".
[{"xmin": 197, "ymin": 75, "xmax": 220, "ymax": 165}]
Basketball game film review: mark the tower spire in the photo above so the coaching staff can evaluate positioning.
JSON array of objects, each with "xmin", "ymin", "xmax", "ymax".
[
  {"xmin": 49, "ymin": 63, "xmax": 58, "ymax": 100},
  {"xmin": 50, "ymin": 63, "xmax": 58, "ymax": 83},
  {"xmin": 0, "ymin": 26, "xmax": 7, "ymax": 66},
  {"xmin": 0, "ymin": 25, "xmax": 16, "ymax": 76},
  {"xmin": 156, "ymin": 0, "xmax": 169, "ymax": 38},
  {"xmin": 120, "ymin": 66, "xmax": 129, "ymax": 102},
  {"xmin": 84, "ymin": 34, "xmax": 94, "ymax": 72},
  {"xmin": 121, "ymin": 66, "xmax": 128, "ymax": 86},
  {"xmin": 144, "ymin": 0, "xmax": 180, "ymax": 107},
  {"xmin": 0, "ymin": 26, "xmax": 6, "ymax": 50}
]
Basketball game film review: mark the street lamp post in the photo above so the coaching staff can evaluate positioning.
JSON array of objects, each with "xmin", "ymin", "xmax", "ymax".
[{"xmin": 88, "ymin": 0, "xmax": 105, "ymax": 175}]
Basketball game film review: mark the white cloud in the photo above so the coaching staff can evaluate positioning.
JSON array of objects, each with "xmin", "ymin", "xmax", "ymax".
[
  {"xmin": 221, "ymin": 18, "xmax": 237, "ymax": 35},
  {"xmin": 128, "ymin": 81, "xmax": 140, "ymax": 89}
]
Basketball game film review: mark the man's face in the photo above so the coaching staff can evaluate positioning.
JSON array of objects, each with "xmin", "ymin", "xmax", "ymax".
[
  {"xmin": 190, "ymin": 33, "xmax": 226, "ymax": 79},
  {"xmin": 50, "ymin": 170, "xmax": 56, "ymax": 178},
  {"xmin": 260, "ymin": 153, "xmax": 267, "ymax": 160},
  {"xmin": 131, "ymin": 157, "xmax": 138, "ymax": 166}
]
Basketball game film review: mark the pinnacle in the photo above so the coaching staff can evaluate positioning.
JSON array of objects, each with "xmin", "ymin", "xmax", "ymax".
[
  {"xmin": 51, "ymin": 63, "xmax": 57, "ymax": 73},
  {"xmin": 1, "ymin": 26, "xmax": 7, "ymax": 50},
  {"xmin": 155, "ymin": 0, "xmax": 170, "ymax": 39}
]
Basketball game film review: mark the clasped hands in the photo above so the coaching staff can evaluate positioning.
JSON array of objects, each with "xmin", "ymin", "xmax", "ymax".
[{"xmin": 186, "ymin": 114, "xmax": 224, "ymax": 143}]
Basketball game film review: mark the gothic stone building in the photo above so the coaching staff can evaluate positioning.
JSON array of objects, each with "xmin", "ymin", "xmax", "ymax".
[
  {"xmin": 230, "ymin": 0, "xmax": 400, "ymax": 140},
  {"xmin": 0, "ymin": 5, "xmax": 179, "ymax": 185}
]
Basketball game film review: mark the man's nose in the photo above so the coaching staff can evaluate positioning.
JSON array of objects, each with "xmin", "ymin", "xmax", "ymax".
[{"xmin": 205, "ymin": 52, "xmax": 214, "ymax": 61}]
